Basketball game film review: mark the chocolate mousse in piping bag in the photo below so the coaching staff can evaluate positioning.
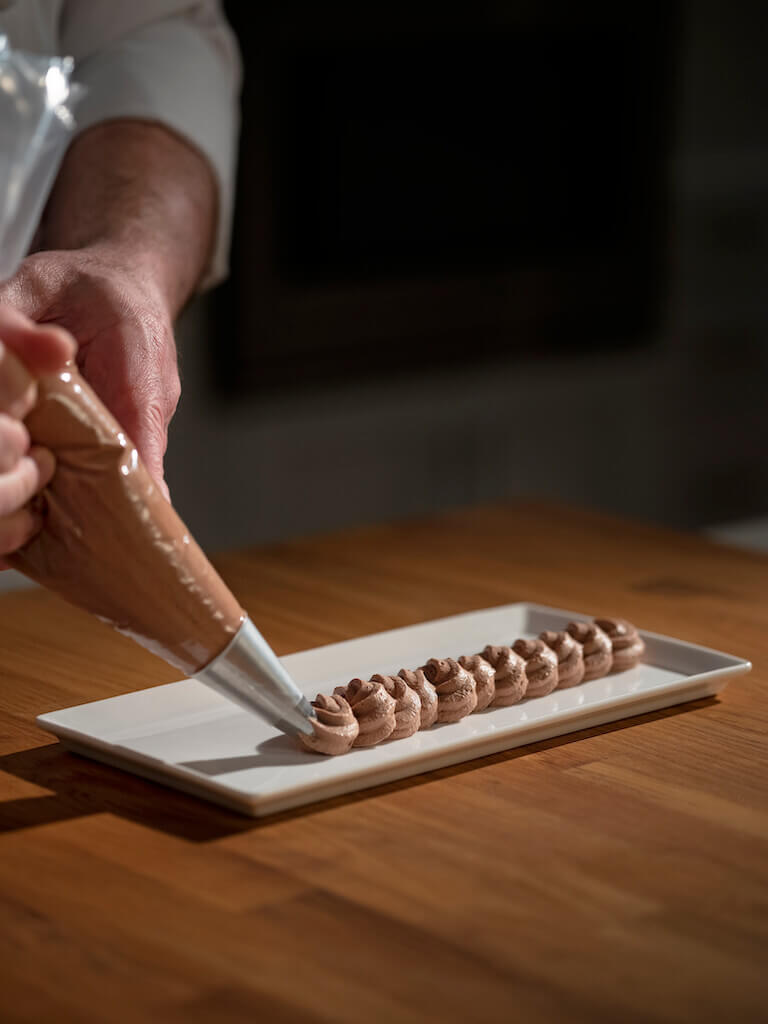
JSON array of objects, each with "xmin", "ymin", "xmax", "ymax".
[
  {"xmin": 539, "ymin": 630, "xmax": 585, "ymax": 689},
  {"xmin": 7, "ymin": 367, "xmax": 313, "ymax": 736}
]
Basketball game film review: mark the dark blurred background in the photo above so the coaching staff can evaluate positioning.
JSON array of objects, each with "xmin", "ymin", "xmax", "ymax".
[{"xmin": 167, "ymin": 0, "xmax": 768, "ymax": 553}]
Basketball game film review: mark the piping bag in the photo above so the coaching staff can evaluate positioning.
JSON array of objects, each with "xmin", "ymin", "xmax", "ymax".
[{"xmin": 0, "ymin": 37, "xmax": 314, "ymax": 737}]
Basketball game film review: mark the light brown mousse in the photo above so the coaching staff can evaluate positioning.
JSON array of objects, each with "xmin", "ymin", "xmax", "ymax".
[
  {"xmin": 512, "ymin": 638, "xmax": 558, "ymax": 698},
  {"xmin": 539, "ymin": 630, "xmax": 585, "ymax": 688},
  {"xmin": 421, "ymin": 658, "xmax": 477, "ymax": 723},
  {"xmin": 458, "ymin": 654, "xmax": 496, "ymax": 710},
  {"xmin": 566, "ymin": 622, "xmax": 613, "ymax": 680},
  {"xmin": 8, "ymin": 368, "xmax": 244, "ymax": 674},
  {"xmin": 398, "ymin": 668, "xmax": 438, "ymax": 729},
  {"xmin": 334, "ymin": 678, "xmax": 396, "ymax": 746},
  {"xmin": 370, "ymin": 674, "xmax": 421, "ymax": 739},
  {"xmin": 301, "ymin": 694, "xmax": 359, "ymax": 756},
  {"xmin": 482, "ymin": 645, "xmax": 527, "ymax": 705},
  {"xmin": 594, "ymin": 617, "xmax": 645, "ymax": 671}
]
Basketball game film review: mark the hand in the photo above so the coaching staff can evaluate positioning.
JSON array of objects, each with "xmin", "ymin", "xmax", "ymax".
[
  {"xmin": 0, "ymin": 245, "xmax": 181, "ymax": 499},
  {"xmin": 0, "ymin": 305, "xmax": 75, "ymax": 563}
]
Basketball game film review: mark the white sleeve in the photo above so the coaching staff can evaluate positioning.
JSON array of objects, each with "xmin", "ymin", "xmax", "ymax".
[{"xmin": 60, "ymin": 1, "xmax": 242, "ymax": 289}]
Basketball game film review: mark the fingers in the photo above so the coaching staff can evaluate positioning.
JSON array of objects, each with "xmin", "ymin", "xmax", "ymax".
[
  {"xmin": 0, "ymin": 444, "xmax": 53, "ymax": 557},
  {"xmin": 75, "ymin": 310, "xmax": 179, "ymax": 502},
  {"xmin": 103, "ymin": 386, "xmax": 174, "ymax": 501},
  {"xmin": 0, "ymin": 447, "xmax": 55, "ymax": 518},
  {"xmin": 0, "ymin": 341, "xmax": 36, "ymax": 418},
  {"xmin": 30, "ymin": 446, "xmax": 56, "ymax": 489},
  {"xmin": 0, "ymin": 304, "xmax": 76, "ymax": 375},
  {"xmin": 0, "ymin": 438, "xmax": 53, "ymax": 560},
  {"xmin": 126, "ymin": 422, "xmax": 171, "ymax": 500},
  {"xmin": 0, "ymin": 506, "xmax": 42, "ymax": 557},
  {"xmin": 0, "ymin": 306, "xmax": 76, "ymax": 418},
  {"xmin": 0, "ymin": 413, "xmax": 30, "ymax": 472},
  {"xmin": 157, "ymin": 476, "xmax": 171, "ymax": 502}
]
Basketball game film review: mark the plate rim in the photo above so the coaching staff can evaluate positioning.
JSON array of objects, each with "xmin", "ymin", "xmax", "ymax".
[{"xmin": 34, "ymin": 601, "xmax": 753, "ymax": 816}]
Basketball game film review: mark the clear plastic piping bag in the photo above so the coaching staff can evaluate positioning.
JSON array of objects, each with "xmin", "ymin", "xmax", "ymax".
[{"xmin": 0, "ymin": 33, "xmax": 83, "ymax": 280}]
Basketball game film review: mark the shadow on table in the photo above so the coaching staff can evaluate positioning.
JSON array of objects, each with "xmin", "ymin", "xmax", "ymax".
[{"xmin": 0, "ymin": 697, "xmax": 717, "ymax": 841}]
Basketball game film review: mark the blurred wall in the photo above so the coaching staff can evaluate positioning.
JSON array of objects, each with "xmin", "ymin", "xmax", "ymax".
[{"xmin": 165, "ymin": 0, "xmax": 768, "ymax": 552}]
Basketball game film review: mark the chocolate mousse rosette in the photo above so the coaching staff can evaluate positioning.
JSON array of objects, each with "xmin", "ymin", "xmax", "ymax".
[
  {"xmin": 482, "ymin": 645, "xmax": 527, "ymax": 705},
  {"xmin": 334, "ymin": 678, "xmax": 396, "ymax": 747},
  {"xmin": 301, "ymin": 693, "xmax": 359, "ymax": 756},
  {"xmin": 566, "ymin": 621, "xmax": 613, "ymax": 680},
  {"xmin": 594, "ymin": 617, "xmax": 645, "ymax": 671},
  {"xmin": 539, "ymin": 630, "xmax": 585, "ymax": 689},
  {"xmin": 370, "ymin": 673, "xmax": 421, "ymax": 739},
  {"xmin": 421, "ymin": 657, "xmax": 477, "ymax": 723},
  {"xmin": 398, "ymin": 668, "xmax": 438, "ymax": 729},
  {"xmin": 457, "ymin": 654, "xmax": 496, "ymax": 710},
  {"xmin": 512, "ymin": 638, "xmax": 558, "ymax": 698}
]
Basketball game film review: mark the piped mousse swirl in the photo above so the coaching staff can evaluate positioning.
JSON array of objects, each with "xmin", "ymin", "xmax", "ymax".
[
  {"xmin": 482, "ymin": 645, "xmax": 527, "ymax": 705},
  {"xmin": 398, "ymin": 668, "xmax": 438, "ymax": 729},
  {"xmin": 458, "ymin": 654, "xmax": 496, "ymax": 710},
  {"xmin": 594, "ymin": 617, "xmax": 645, "ymax": 671},
  {"xmin": 566, "ymin": 621, "xmax": 613, "ymax": 680},
  {"xmin": 512, "ymin": 638, "xmax": 558, "ymax": 698},
  {"xmin": 300, "ymin": 611, "xmax": 646, "ymax": 755},
  {"xmin": 421, "ymin": 657, "xmax": 477, "ymax": 723},
  {"xmin": 539, "ymin": 629, "xmax": 585, "ymax": 689},
  {"xmin": 371, "ymin": 673, "xmax": 421, "ymax": 739},
  {"xmin": 301, "ymin": 693, "xmax": 359, "ymax": 756},
  {"xmin": 334, "ymin": 678, "xmax": 396, "ymax": 746}
]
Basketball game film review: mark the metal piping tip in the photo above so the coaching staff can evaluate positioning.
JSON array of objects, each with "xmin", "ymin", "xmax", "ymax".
[
  {"xmin": 273, "ymin": 697, "xmax": 316, "ymax": 737},
  {"xmin": 193, "ymin": 618, "xmax": 317, "ymax": 738}
]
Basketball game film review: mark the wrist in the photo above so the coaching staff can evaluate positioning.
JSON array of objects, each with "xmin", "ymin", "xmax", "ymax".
[
  {"xmin": 70, "ymin": 240, "xmax": 179, "ymax": 320},
  {"xmin": 39, "ymin": 119, "xmax": 217, "ymax": 318}
]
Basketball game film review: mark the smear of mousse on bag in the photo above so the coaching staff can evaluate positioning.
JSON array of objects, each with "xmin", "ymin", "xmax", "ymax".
[{"xmin": 8, "ymin": 366, "xmax": 244, "ymax": 674}]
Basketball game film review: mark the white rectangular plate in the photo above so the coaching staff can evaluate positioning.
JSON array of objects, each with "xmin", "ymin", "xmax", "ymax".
[{"xmin": 37, "ymin": 603, "xmax": 751, "ymax": 817}]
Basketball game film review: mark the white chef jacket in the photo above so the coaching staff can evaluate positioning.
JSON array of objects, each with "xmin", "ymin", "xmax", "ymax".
[{"xmin": 0, "ymin": 0, "xmax": 241, "ymax": 287}]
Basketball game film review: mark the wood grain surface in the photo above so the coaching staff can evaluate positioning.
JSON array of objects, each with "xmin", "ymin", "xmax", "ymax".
[{"xmin": 0, "ymin": 501, "xmax": 766, "ymax": 1023}]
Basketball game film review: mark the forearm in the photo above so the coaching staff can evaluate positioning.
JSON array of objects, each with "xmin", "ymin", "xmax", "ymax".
[{"xmin": 37, "ymin": 119, "xmax": 218, "ymax": 318}]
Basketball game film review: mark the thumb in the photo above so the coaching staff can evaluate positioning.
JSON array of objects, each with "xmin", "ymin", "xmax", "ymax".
[
  {"xmin": 0, "ymin": 306, "xmax": 76, "ymax": 375},
  {"xmin": 88, "ymin": 384, "xmax": 172, "ymax": 503},
  {"xmin": 129, "ymin": 426, "xmax": 171, "ymax": 502}
]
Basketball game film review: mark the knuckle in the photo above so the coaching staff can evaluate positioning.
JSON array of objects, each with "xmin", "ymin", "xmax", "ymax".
[
  {"xmin": 4, "ymin": 254, "xmax": 65, "ymax": 313},
  {"xmin": 90, "ymin": 272, "xmax": 127, "ymax": 310}
]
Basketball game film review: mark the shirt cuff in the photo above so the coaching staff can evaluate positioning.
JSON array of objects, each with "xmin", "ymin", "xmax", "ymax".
[{"xmin": 71, "ymin": 16, "xmax": 241, "ymax": 289}]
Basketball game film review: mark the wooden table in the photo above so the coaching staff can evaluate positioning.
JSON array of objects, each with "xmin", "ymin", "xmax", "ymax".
[{"xmin": 1, "ymin": 502, "xmax": 766, "ymax": 1023}]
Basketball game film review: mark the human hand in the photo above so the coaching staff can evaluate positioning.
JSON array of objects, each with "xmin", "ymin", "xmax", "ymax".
[
  {"xmin": 0, "ymin": 305, "xmax": 75, "ymax": 563},
  {"xmin": 0, "ymin": 245, "xmax": 181, "ymax": 499}
]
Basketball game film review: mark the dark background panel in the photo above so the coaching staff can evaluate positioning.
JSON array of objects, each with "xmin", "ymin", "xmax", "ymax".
[{"xmin": 216, "ymin": 3, "xmax": 677, "ymax": 392}]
